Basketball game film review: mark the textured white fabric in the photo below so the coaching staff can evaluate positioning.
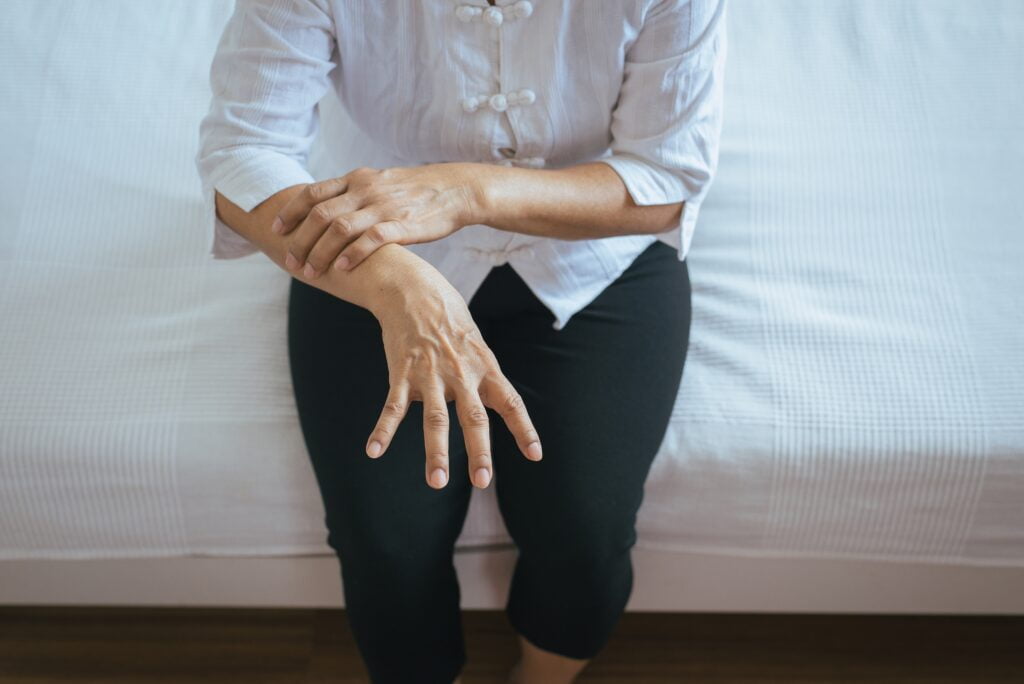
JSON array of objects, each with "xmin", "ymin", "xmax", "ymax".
[
  {"xmin": 196, "ymin": 0, "xmax": 727, "ymax": 331},
  {"xmin": 0, "ymin": 0, "xmax": 1022, "ymax": 565}
]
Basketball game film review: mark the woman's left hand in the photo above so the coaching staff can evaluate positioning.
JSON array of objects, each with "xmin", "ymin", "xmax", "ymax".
[{"xmin": 272, "ymin": 163, "xmax": 482, "ymax": 278}]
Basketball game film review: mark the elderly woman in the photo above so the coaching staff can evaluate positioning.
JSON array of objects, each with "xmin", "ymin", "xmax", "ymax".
[{"xmin": 196, "ymin": 0, "xmax": 726, "ymax": 681}]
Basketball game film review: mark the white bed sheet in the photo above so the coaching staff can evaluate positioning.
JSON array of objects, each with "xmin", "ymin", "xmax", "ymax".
[{"xmin": 0, "ymin": 0, "xmax": 1021, "ymax": 565}]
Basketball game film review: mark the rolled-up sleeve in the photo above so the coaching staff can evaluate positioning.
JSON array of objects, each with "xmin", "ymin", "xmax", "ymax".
[
  {"xmin": 195, "ymin": 0, "xmax": 337, "ymax": 260},
  {"xmin": 596, "ymin": 0, "xmax": 727, "ymax": 261}
]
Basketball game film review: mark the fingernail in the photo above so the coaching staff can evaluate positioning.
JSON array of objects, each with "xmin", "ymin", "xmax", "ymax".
[
  {"xmin": 303, "ymin": 263, "xmax": 317, "ymax": 278},
  {"xmin": 285, "ymin": 252, "xmax": 298, "ymax": 269},
  {"xmin": 475, "ymin": 467, "xmax": 491, "ymax": 488},
  {"xmin": 272, "ymin": 218, "xmax": 283, "ymax": 234},
  {"xmin": 527, "ymin": 442, "xmax": 543, "ymax": 460},
  {"xmin": 367, "ymin": 440, "xmax": 382, "ymax": 458},
  {"xmin": 431, "ymin": 468, "xmax": 448, "ymax": 488},
  {"xmin": 334, "ymin": 255, "xmax": 350, "ymax": 270}
]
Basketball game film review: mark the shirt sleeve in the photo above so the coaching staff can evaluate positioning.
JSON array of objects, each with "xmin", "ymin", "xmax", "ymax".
[
  {"xmin": 195, "ymin": 0, "xmax": 337, "ymax": 260},
  {"xmin": 595, "ymin": 0, "xmax": 727, "ymax": 261}
]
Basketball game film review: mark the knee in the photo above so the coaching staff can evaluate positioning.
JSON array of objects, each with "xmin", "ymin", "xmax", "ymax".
[
  {"xmin": 324, "ymin": 515, "xmax": 453, "ymax": 583},
  {"xmin": 513, "ymin": 503, "xmax": 639, "ymax": 576}
]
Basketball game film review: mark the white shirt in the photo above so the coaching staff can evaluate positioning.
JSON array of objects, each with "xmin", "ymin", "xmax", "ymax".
[{"xmin": 196, "ymin": 0, "xmax": 727, "ymax": 330}]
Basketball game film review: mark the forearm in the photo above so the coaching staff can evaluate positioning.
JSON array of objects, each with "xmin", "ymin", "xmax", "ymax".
[
  {"xmin": 214, "ymin": 186, "xmax": 446, "ymax": 318},
  {"xmin": 466, "ymin": 161, "xmax": 683, "ymax": 240}
]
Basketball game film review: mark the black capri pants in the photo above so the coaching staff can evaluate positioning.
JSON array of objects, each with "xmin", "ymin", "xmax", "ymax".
[{"xmin": 287, "ymin": 239, "xmax": 691, "ymax": 683}]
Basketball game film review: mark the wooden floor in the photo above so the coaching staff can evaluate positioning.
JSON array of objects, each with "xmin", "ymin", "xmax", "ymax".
[{"xmin": 1, "ymin": 607, "xmax": 1022, "ymax": 683}]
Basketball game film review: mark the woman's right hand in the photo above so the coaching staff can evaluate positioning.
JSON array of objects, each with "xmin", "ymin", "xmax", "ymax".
[{"xmin": 366, "ymin": 272, "xmax": 544, "ymax": 490}]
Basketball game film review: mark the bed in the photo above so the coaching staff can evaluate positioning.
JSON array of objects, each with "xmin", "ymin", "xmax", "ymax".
[{"xmin": 2, "ymin": 0, "xmax": 1022, "ymax": 612}]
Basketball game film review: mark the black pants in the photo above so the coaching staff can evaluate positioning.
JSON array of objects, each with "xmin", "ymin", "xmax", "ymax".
[{"xmin": 287, "ymin": 240, "xmax": 691, "ymax": 683}]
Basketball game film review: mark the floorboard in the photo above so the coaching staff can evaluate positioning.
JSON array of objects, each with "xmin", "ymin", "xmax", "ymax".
[{"xmin": 0, "ymin": 608, "xmax": 1021, "ymax": 682}]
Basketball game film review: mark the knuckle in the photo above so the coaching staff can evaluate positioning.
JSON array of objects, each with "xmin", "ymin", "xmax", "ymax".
[
  {"xmin": 310, "ymin": 204, "xmax": 333, "ymax": 225},
  {"xmin": 366, "ymin": 223, "xmax": 390, "ymax": 242},
  {"xmin": 382, "ymin": 399, "xmax": 406, "ymax": 417},
  {"xmin": 424, "ymin": 408, "xmax": 449, "ymax": 428},
  {"xmin": 426, "ymin": 454, "xmax": 449, "ymax": 478},
  {"xmin": 305, "ymin": 183, "xmax": 336, "ymax": 204},
  {"xmin": 460, "ymin": 405, "xmax": 490, "ymax": 427},
  {"xmin": 502, "ymin": 388, "xmax": 525, "ymax": 414},
  {"xmin": 329, "ymin": 217, "xmax": 352, "ymax": 236},
  {"xmin": 351, "ymin": 166, "xmax": 375, "ymax": 181}
]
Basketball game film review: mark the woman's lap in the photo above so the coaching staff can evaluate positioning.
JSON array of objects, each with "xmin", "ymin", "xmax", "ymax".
[
  {"xmin": 285, "ymin": 239, "xmax": 691, "ymax": 674},
  {"xmin": 287, "ymin": 240, "xmax": 690, "ymax": 532},
  {"xmin": 468, "ymin": 240, "xmax": 691, "ymax": 657},
  {"xmin": 471, "ymin": 241, "xmax": 691, "ymax": 550}
]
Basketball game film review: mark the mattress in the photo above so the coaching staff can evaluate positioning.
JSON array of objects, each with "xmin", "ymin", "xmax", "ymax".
[{"xmin": 0, "ymin": 0, "xmax": 1021, "ymax": 565}]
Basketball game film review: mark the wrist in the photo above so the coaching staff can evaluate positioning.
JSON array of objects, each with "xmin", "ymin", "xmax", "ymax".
[
  {"xmin": 371, "ymin": 281, "xmax": 467, "ymax": 330},
  {"xmin": 455, "ymin": 162, "xmax": 505, "ymax": 227},
  {"xmin": 366, "ymin": 254, "xmax": 463, "ymax": 324}
]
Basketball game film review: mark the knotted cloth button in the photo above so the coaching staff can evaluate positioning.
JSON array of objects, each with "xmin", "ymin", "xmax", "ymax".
[
  {"xmin": 461, "ymin": 95, "xmax": 485, "ymax": 113},
  {"xmin": 455, "ymin": 2, "xmax": 532, "ymax": 24},
  {"xmin": 511, "ymin": 88, "xmax": 536, "ymax": 105},
  {"xmin": 467, "ymin": 247, "xmax": 511, "ymax": 266},
  {"xmin": 455, "ymin": 5, "xmax": 481, "ymax": 22},
  {"xmin": 511, "ymin": 1, "xmax": 534, "ymax": 19},
  {"xmin": 462, "ymin": 89, "xmax": 535, "ymax": 114},
  {"xmin": 488, "ymin": 93, "xmax": 508, "ymax": 112},
  {"xmin": 503, "ymin": 88, "xmax": 536, "ymax": 107},
  {"xmin": 484, "ymin": 6, "xmax": 504, "ymax": 26}
]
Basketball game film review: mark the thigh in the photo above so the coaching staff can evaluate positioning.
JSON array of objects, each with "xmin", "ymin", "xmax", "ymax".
[
  {"xmin": 286, "ymin": 278, "xmax": 473, "ymax": 560},
  {"xmin": 475, "ymin": 241, "xmax": 692, "ymax": 555}
]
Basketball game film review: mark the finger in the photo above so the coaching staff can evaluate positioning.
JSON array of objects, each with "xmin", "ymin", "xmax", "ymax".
[
  {"xmin": 273, "ymin": 177, "xmax": 349, "ymax": 236},
  {"xmin": 422, "ymin": 381, "xmax": 451, "ymax": 489},
  {"xmin": 453, "ymin": 384, "xmax": 493, "ymax": 489},
  {"xmin": 335, "ymin": 220, "xmax": 405, "ymax": 271},
  {"xmin": 304, "ymin": 208, "xmax": 383, "ymax": 279},
  {"xmin": 285, "ymin": 193, "xmax": 363, "ymax": 272},
  {"xmin": 366, "ymin": 380, "xmax": 411, "ymax": 460},
  {"xmin": 481, "ymin": 375, "xmax": 543, "ymax": 462}
]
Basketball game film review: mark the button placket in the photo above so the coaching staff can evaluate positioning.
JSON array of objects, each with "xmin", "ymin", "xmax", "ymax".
[
  {"xmin": 455, "ymin": 1, "xmax": 540, "ymax": 264},
  {"xmin": 485, "ymin": 146, "xmax": 545, "ymax": 169},
  {"xmin": 455, "ymin": 1, "xmax": 534, "ymax": 26},
  {"xmin": 460, "ymin": 87, "xmax": 535, "ymax": 114},
  {"xmin": 456, "ymin": 0, "xmax": 538, "ymax": 172}
]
